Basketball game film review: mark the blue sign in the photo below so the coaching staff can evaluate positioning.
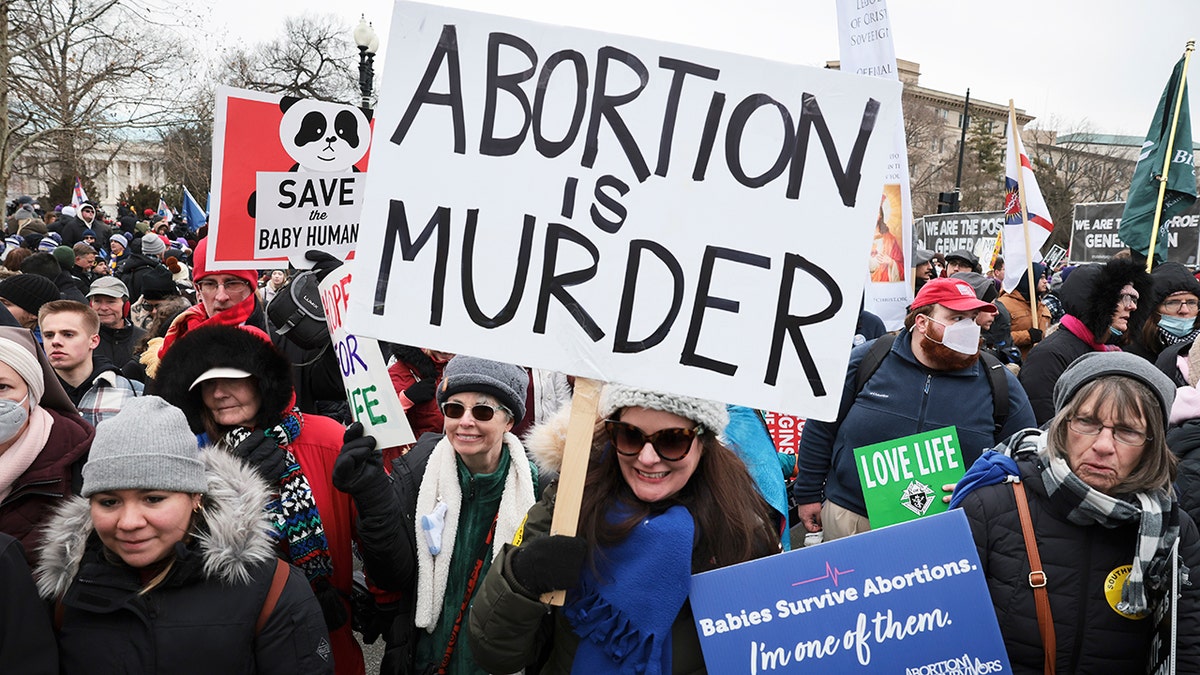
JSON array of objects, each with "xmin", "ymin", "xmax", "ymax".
[{"xmin": 690, "ymin": 511, "xmax": 1010, "ymax": 673}]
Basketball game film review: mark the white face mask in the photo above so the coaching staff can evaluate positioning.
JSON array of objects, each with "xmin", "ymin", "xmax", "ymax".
[
  {"xmin": 0, "ymin": 395, "xmax": 30, "ymax": 445},
  {"xmin": 925, "ymin": 317, "xmax": 982, "ymax": 355}
]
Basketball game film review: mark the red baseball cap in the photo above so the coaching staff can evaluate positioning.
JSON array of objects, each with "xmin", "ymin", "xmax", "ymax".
[{"xmin": 911, "ymin": 277, "xmax": 997, "ymax": 313}]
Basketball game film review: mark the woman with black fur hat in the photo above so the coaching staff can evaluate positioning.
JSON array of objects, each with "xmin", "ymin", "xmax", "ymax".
[
  {"xmin": 1128, "ymin": 261, "xmax": 1200, "ymax": 362},
  {"xmin": 1020, "ymin": 258, "xmax": 1154, "ymax": 425},
  {"xmin": 152, "ymin": 324, "xmax": 367, "ymax": 675}
]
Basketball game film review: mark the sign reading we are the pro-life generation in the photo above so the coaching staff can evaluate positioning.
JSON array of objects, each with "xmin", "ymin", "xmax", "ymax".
[
  {"xmin": 689, "ymin": 510, "xmax": 1010, "ymax": 674},
  {"xmin": 343, "ymin": 2, "xmax": 902, "ymax": 421},
  {"xmin": 853, "ymin": 426, "xmax": 966, "ymax": 528}
]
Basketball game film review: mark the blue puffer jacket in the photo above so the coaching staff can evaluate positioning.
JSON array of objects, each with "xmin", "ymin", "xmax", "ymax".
[{"xmin": 792, "ymin": 328, "xmax": 1036, "ymax": 516}]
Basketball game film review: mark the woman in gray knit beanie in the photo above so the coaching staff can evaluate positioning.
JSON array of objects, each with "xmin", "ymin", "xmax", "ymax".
[
  {"xmin": 35, "ymin": 395, "xmax": 333, "ymax": 674},
  {"xmin": 953, "ymin": 351, "xmax": 1200, "ymax": 671}
]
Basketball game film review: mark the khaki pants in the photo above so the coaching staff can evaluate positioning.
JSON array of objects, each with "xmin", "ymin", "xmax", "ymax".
[{"xmin": 821, "ymin": 500, "xmax": 871, "ymax": 542}]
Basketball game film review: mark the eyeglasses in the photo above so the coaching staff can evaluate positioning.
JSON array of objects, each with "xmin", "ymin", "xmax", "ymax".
[
  {"xmin": 1117, "ymin": 293, "xmax": 1140, "ymax": 308},
  {"xmin": 441, "ymin": 401, "xmax": 509, "ymax": 422},
  {"xmin": 1162, "ymin": 299, "xmax": 1199, "ymax": 311},
  {"xmin": 196, "ymin": 278, "xmax": 252, "ymax": 294},
  {"xmin": 1068, "ymin": 416, "xmax": 1151, "ymax": 445},
  {"xmin": 604, "ymin": 419, "xmax": 702, "ymax": 462}
]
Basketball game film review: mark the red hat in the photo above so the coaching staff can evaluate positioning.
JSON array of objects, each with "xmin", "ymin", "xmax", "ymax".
[
  {"xmin": 191, "ymin": 237, "xmax": 258, "ymax": 286},
  {"xmin": 911, "ymin": 278, "xmax": 997, "ymax": 313},
  {"xmin": 143, "ymin": 208, "xmax": 155, "ymax": 217}
]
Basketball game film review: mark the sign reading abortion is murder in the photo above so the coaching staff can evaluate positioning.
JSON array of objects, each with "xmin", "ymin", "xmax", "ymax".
[
  {"xmin": 344, "ymin": 2, "xmax": 901, "ymax": 422},
  {"xmin": 689, "ymin": 510, "xmax": 1009, "ymax": 674},
  {"xmin": 207, "ymin": 86, "xmax": 373, "ymax": 270},
  {"xmin": 853, "ymin": 426, "xmax": 965, "ymax": 528},
  {"xmin": 319, "ymin": 270, "xmax": 414, "ymax": 448}
]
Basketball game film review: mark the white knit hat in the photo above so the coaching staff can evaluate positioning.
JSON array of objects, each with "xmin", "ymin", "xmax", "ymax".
[{"xmin": 599, "ymin": 385, "xmax": 729, "ymax": 438}]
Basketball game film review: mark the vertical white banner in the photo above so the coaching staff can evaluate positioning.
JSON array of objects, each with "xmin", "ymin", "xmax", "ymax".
[{"xmin": 836, "ymin": 0, "xmax": 914, "ymax": 330}]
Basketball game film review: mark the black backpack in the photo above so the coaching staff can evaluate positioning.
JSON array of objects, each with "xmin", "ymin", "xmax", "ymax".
[
  {"xmin": 855, "ymin": 333, "xmax": 1010, "ymax": 435},
  {"xmin": 266, "ymin": 270, "xmax": 328, "ymax": 350}
]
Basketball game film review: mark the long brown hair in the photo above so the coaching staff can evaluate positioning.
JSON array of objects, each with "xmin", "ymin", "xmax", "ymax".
[{"xmin": 576, "ymin": 414, "xmax": 780, "ymax": 573}]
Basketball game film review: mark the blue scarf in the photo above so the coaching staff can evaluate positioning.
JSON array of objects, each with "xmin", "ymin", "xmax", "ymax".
[{"xmin": 563, "ymin": 504, "xmax": 694, "ymax": 675}]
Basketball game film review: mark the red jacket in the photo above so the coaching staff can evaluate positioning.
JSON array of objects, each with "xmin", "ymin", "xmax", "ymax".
[
  {"xmin": 290, "ymin": 413, "xmax": 364, "ymax": 675},
  {"xmin": 386, "ymin": 359, "xmax": 445, "ymax": 465},
  {"xmin": 0, "ymin": 408, "xmax": 93, "ymax": 554}
]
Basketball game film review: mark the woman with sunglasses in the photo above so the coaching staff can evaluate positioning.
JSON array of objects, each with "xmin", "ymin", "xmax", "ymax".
[
  {"xmin": 333, "ymin": 354, "xmax": 536, "ymax": 675},
  {"xmin": 951, "ymin": 352, "xmax": 1200, "ymax": 672},
  {"xmin": 466, "ymin": 385, "xmax": 780, "ymax": 674}
]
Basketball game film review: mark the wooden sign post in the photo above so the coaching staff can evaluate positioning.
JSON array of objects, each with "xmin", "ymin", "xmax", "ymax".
[{"xmin": 541, "ymin": 377, "xmax": 603, "ymax": 606}]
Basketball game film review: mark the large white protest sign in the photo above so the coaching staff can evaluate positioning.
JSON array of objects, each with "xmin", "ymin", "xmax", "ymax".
[
  {"xmin": 320, "ymin": 270, "xmax": 414, "ymax": 448},
  {"xmin": 345, "ymin": 2, "xmax": 901, "ymax": 421}
]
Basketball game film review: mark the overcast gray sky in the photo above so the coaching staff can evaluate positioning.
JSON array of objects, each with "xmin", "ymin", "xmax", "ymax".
[{"xmin": 203, "ymin": 0, "xmax": 1200, "ymax": 137}]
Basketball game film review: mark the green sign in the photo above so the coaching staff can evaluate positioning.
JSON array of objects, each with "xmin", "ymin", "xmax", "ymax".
[{"xmin": 853, "ymin": 426, "xmax": 966, "ymax": 528}]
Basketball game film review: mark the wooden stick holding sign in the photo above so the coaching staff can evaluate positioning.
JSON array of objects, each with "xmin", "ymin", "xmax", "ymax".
[{"xmin": 541, "ymin": 377, "xmax": 603, "ymax": 606}]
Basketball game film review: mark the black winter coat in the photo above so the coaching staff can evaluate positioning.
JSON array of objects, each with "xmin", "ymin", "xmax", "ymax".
[
  {"xmin": 959, "ymin": 458, "xmax": 1200, "ymax": 674},
  {"xmin": 0, "ymin": 533, "xmax": 56, "ymax": 674},
  {"xmin": 1019, "ymin": 327, "xmax": 1092, "ymax": 425},
  {"xmin": 35, "ymin": 449, "xmax": 334, "ymax": 675}
]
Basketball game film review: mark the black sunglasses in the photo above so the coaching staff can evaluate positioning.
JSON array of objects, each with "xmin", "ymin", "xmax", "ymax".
[
  {"xmin": 441, "ymin": 401, "xmax": 509, "ymax": 422},
  {"xmin": 604, "ymin": 419, "xmax": 702, "ymax": 462}
]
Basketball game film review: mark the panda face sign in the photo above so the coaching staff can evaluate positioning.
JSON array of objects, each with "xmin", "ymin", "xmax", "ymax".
[{"xmin": 278, "ymin": 98, "xmax": 371, "ymax": 173}]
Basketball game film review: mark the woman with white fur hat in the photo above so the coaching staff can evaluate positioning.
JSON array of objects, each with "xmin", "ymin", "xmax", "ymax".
[
  {"xmin": 466, "ymin": 384, "xmax": 780, "ymax": 674},
  {"xmin": 35, "ymin": 396, "xmax": 332, "ymax": 674}
]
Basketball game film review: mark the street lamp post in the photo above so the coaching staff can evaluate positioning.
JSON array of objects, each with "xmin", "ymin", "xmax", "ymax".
[{"xmin": 354, "ymin": 16, "xmax": 379, "ymax": 109}]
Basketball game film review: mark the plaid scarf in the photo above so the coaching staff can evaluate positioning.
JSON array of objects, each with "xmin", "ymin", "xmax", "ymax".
[
  {"xmin": 223, "ymin": 410, "xmax": 335, "ymax": 584},
  {"xmin": 1040, "ymin": 447, "xmax": 1179, "ymax": 616}
]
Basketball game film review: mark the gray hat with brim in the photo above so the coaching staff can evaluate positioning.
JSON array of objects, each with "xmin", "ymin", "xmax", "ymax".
[
  {"xmin": 914, "ymin": 248, "xmax": 935, "ymax": 267},
  {"xmin": 1052, "ymin": 351, "xmax": 1175, "ymax": 423},
  {"xmin": 87, "ymin": 276, "xmax": 130, "ymax": 299},
  {"xmin": 945, "ymin": 249, "xmax": 980, "ymax": 267}
]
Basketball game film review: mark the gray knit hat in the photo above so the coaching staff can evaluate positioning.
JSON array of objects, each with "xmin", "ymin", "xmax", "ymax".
[
  {"xmin": 1053, "ymin": 351, "xmax": 1175, "ymax": 423},
  {"xmin": 437, "ymin": 355, "xmax": 528, "ymax": 423},
  {"xmin": 599, "ymin": 385, "xmax": 729, "ymax": 438},
  {"xmin": 81, "ymin": 396, "xmax": 207, "ymax": 497},
  {"xmin": 141, "ymin": 232, "xmax": 166, "ymax": 256}
]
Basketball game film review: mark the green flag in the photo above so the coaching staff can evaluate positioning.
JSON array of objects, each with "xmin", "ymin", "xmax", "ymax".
[{"xmin": 1119, "ymin": 52, "xmax": 1197, "ymax": 263}]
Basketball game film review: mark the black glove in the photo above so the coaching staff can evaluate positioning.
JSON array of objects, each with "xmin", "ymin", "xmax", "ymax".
[
  {"xmin": 305, "ymin": 249, "xmax": 343, "ymax": 281},
  {"xmin": 312, "ymin": 576, "xmax": 349, "ymax": 632},
  {"xmin": 509, "ymin": 535, "xmax": 588, "ymax": 596},
  {"xmin": 405, "ymin": 378, "xmax": 437, "ymax": 405},
  {"xmin": 332, "ymin": 423, "xmax": 389, "ymax": 497},
  {"xmin": 231, "ymin": 430, "xmax": 289, "ymax": 483},
  {"xmin": 1027, "ymin": 328, "xmax": 1043, "ymax": 344}
]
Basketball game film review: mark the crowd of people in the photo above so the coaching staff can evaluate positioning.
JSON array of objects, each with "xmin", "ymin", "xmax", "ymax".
[{"xmin": 0, "ymin": 191, "xmax": 1197, "ymax": 673}]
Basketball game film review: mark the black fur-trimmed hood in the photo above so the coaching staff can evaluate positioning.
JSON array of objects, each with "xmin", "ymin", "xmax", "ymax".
[
  {"xmin": 1059, "ymin": 258, "xmax": 1153, "ymax": 341},
  {"xmin": 151, "ymin": 324, "xmax": 295, "ymax": 433},
  {"xmin": 35, "ymin": 449, "xmax": 275, "ymax": 600}
]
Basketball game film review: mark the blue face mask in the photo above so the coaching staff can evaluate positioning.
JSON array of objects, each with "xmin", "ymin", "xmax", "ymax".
[
  {"xmin": 1159, "ymin": 314, "xmax": 1196, "ymax": 337},
  {"xmin": 1110, "ymin": 326, "xmax": 1124, "ymax": 337}
]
